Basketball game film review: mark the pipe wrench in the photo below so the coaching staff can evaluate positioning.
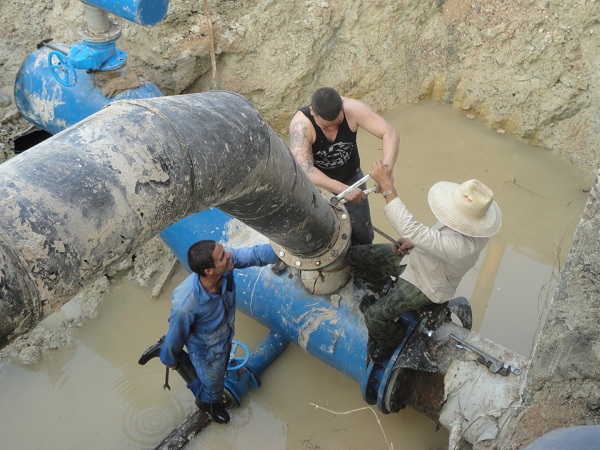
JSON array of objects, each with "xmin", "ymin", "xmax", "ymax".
[{"xmin": 450, "ymin": 333, "xmax": 520, "ymax": 376}]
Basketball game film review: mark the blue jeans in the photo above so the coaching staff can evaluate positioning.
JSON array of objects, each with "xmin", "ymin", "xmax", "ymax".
[{"xmin": 186, "ymin": 340, "xmax": 231, "ymax": 403}]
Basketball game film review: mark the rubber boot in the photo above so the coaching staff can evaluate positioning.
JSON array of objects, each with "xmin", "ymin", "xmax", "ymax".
[
  {"xmin": 367, "ymin": 336, "xmax": 395, "ymax": 364},
  {"xmin": 138, "ymin": 336, "xmax": 198, "ymax": 385},
  {"xmin": 195, "ymin": 398, "xmax": 230, "ymax": 424},
  {"xmin": 138, "ymin": 336, "xmax": 165, "ymax": 365}
]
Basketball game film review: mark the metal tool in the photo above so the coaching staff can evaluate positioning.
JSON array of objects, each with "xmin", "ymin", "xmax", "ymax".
[
  {"xmin": 339, "ymin": 186, "xmax": 377, "ymax": 204},
  {"xmin": 366, "ymin": 221, "xmax": 397, "ymax": 245},
  {"xmin": 330, "ymin": 174, "xmax": 371, "ymax": 205},
  {"xmin": 450, "ymin": 333, "xmax": 521, "ymax": 376},
  {"xmin": 163, "ymin": 366, "xmax": 171, "ymax": 390}
]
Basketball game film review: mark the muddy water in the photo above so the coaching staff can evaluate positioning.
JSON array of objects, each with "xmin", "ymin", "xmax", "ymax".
[{"xmin": 0, "ymin": 101, "xmax": 592, "ymax": 450}]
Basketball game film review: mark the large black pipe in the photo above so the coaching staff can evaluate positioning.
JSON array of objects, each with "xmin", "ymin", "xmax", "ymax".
[{"xmin": 0, "ymin": 91, "xmax": 338, "ymax": 346}]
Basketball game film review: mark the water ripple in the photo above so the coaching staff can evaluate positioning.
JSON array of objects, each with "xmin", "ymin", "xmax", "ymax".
[{"xmin": 115, "ymin": 369, "xmax": 192, "ymax": 448}]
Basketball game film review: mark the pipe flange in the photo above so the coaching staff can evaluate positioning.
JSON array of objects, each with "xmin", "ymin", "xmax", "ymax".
[
  {"xmin": 78, "ymin": 20, "xmax": 123, "ymax": 43},
  {"xmin": 270, "ymin": 194, "xmax": 352, "ymax": 271}
]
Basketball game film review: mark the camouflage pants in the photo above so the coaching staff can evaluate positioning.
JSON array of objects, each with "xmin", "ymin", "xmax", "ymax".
[{"xmin": 348, "ymin": 244, "xmax": 433, "ymax": 347}]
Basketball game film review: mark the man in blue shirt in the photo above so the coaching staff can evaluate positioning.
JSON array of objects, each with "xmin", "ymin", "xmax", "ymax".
[{"xmin": 160, "ymin": 240, "xmax": 278, "ymax": 424}]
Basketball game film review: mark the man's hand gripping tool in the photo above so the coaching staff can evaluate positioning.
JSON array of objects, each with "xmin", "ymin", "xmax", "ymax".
[{"xmin": 329, "ymin": 174, "xmax": 372, "ymax": 205}]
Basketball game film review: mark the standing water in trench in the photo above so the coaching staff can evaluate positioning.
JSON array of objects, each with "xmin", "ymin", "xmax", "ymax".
[{"xmin": 0, "ymin": 100, "xmax": 592, "ymax": 450}]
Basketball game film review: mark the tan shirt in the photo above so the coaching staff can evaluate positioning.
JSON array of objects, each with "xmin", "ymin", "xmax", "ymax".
[{"xmin": 384, "ymin": 197, "xmax": 489, "ymax": 303}]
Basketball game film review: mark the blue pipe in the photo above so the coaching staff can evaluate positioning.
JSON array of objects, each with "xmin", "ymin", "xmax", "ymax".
[
  {"xmin": 160, "ymin": 208, "xmax": 422, "ymax": 412},
  {"xmin": 245, "ymin": 332, "xmax": 289, "ymax": 380},
  {"xmin": 14, "ymin": 45, "xmax": 162, "ymax": 134},
  {"xmin": 224, "ymin": 331, "xmax": 289, "ymax": 405},
  {"xmin": 81, "ymin": 0, "xmax": 170, "ymax": 26}
]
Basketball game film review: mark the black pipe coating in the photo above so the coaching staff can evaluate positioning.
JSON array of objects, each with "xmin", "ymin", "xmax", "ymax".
[{"xmin": 0, "ymin": 91, "xmax": 337, "ymax": 346}]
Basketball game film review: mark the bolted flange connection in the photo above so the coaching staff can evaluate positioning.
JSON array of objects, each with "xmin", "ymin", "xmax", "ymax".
[
  {"xmin": 270, "ymin": 189, "xmax": 353, "ymax": 295},
  {"xmin": 270, "ymin": 191, "xmax": 352, "ymax": 272}
]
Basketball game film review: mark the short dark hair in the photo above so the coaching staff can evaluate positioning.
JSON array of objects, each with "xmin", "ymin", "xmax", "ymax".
[
  {"xmin": 311, "ymin": 87, "xmax": 343, "ymax": 121},
  {"xmin": 187, "ymin": 240, "xmax": 217, "ymax": 277}
]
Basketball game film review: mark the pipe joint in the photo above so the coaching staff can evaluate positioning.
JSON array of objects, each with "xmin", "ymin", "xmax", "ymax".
[
  {"xmin": 270, "ymin": 190, "xmax": 351, "ymax": 272},
  {"xmin": 270, "ymin": 190, "xmax": 352, "ymax": 295}
]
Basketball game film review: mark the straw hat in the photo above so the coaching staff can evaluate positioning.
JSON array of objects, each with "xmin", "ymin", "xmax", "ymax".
[{"xmin": 427, "ymin": 179, "xmax": 502, "ymax": 238}]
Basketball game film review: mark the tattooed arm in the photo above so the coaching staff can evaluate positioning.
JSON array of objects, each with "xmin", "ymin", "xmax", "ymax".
[{"xmin": 289, "ymin": 111, "xmax": 350, "ymax": 196}]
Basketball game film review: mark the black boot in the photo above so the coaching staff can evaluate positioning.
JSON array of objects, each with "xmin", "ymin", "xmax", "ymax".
[
  {"xmin": 138, "ymin": 336, "xmax": 165, "ymax": 365},
  {"xmin": 367, "ymin": 336, "xmax": 395, "ymax": 364},
  {"xmin": 195, "ymin": 398, "xmax": 230, "ymax": 424}
]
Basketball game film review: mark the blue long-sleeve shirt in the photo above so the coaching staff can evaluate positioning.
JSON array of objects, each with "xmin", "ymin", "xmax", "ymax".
[{"xmin": 160, "ymin": 244, "xmax": 277, "ymax": 368}]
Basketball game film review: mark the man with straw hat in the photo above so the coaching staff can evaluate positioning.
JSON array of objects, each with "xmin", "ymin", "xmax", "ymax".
[{"xmin": 349, "ymin": 160, "xmax": 502, "ymax": 364}]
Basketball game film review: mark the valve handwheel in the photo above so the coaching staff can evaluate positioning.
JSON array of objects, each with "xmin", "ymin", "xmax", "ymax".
[
  {"xmin": 48, "ymin": 51, "xmax": 77, "ymax": 87},
  {"xmin": 227, "ymin": 340, "xmax": 250, "ymax": 371}
]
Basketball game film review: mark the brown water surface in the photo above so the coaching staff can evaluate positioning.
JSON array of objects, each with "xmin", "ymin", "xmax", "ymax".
[{"xmin": 0, "ymin": 100, "xmax": 592, "ymax": 450}]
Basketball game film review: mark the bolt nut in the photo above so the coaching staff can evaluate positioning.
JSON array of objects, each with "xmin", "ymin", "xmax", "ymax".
[
  {"xmin": 341, "ymin": 233, "xmax": 348, "ymax": 240},
  {"xmin": 315, "ymin": 261, "xmax": 321, "ymax": 266},
  {"xmin": 295, "ymin": 261, "xmax": 301, "ymax": 267},
  {"xmin": 278, "ymin": 251, "xmax": 285, "ymax": 257},
  {"xmin": 341, "ymin": 214, "xmax": 348, "ymax": 220}
]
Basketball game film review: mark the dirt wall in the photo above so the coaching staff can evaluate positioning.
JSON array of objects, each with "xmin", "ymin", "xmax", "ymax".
[
  {"xmin": 1, "ymin": 0, "xmax": 599, "ymax": 170},
  {"xmin": 498, "ymin": 171, "xmax": 600, "ymax": 448}
]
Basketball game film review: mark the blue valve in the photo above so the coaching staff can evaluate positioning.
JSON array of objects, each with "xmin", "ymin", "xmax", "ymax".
[
  {"xmin": 227, "ymin": 341, "xmax": 250, "ymax": 371},
  {"xmin": 48, "ymin": 51, "xmax": 77, "ymax": 87}
]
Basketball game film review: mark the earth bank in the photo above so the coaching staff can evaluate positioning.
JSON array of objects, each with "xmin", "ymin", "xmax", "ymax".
[{"xmin": 1, "ymin": 0, "xmax": 599, "ymax": 170}]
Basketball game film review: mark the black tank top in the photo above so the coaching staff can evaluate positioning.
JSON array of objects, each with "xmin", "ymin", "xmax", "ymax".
[{"xmin": 300, "ymin": 106, "xmax": 360, "ymax": 182}]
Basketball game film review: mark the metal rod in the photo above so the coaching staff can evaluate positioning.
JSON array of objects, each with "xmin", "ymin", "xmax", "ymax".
[{"xmin": 366, "ymin": 221, "xmax": 397, "ymax": 245}]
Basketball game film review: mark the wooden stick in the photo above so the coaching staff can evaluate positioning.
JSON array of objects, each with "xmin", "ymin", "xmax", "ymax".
[
  {"xmin": 155, "ymin": 409, "xmax": 211, "ymax": 450},
  {"xmin": 203, "ymin": 0, "xmax": 217, "ymax": 89},
  {"xmin": 151, "ymin": 256, "xmax": 179, "ymax": 299}
]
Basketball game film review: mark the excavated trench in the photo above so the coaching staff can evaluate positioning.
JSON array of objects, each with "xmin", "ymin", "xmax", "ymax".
[{"xmin": 0, "ymin": 0, "xmax": 599, "ymax": 448}]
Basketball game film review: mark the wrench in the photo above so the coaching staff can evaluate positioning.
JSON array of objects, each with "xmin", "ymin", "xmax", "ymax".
[
  {"xmin": 339, "ymin": 186, "xmax": 377, "ymax": 204},
  {"xmin": 163, "ymin": 366, "xmax": 171, "ymax": 390},
  {"xmin": 330, "ymin": 174, "xmax": 371, "ymax": 205},
  {"xmin": 450, "ymin": 333, "xmax": 520, "ymax": 376}
]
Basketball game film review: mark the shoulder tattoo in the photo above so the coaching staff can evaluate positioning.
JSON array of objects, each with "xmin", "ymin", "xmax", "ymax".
[{"xmin": 289, "ymin": 120, "xmax": 314, "ymax": 174}]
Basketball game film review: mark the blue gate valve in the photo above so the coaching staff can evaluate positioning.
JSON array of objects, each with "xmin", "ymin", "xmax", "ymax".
[
  {"xmin": 227, "ymin": 341, "xmax": 250, "ymax": 371},
  {"xmin": 48, "ymin": 51, "xmax": 78, "ymax": 87},
  {"xmin": 223, "ymin": 332, "xmax": 289, "ymax": 406},
  {"xmin": 68, "ymin": 41, "xmax": 127, "ymax": 72}
]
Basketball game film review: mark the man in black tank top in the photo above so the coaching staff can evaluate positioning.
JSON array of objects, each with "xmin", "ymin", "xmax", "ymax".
[{"xmin": 289, "ymin": 87, "xmax": 400, "ymax": 245}]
